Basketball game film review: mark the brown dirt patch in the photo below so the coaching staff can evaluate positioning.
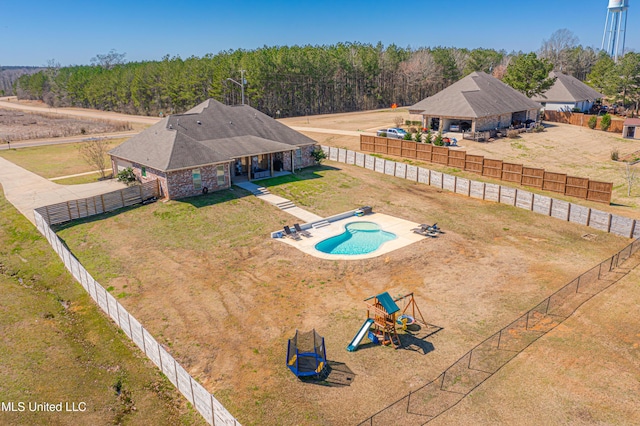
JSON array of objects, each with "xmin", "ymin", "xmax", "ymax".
[
  {"xmin": 0, "ymin": 107, "xmax": 132, "ymax": 141},
  {"xmin": 56, "ymin": 164, "xmax": 632, "ymax": 425}
]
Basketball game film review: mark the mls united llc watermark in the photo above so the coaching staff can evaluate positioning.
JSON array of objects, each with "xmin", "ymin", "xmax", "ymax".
[{"xmin": 1, "ymin": 401, "xmax": 87, "ymax": 412}]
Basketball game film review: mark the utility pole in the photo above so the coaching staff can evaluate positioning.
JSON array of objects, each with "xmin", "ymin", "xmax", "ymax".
[{"xmin": 226, "ymin": 70, "xmax": 246, "ymax": 105}]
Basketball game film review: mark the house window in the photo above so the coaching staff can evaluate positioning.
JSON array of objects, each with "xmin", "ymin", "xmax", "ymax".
[
  {"xmin": 192, "ymin": 169, "xmax": 202, "ymax": 190},
  {"xmin": 217, "ymin": 165, "xmax": 225, "ymax": 186},
  {"xmin": 141, "ymin": 167, "xmax": 146, "ymax": 177},
  {"xmin": 296, "ymin": 148, "xmax": 302, "ymax": 162}
]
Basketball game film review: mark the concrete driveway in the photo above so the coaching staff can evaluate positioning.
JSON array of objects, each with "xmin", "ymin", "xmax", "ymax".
[{"xmin": 0, "ymin": 156, "xmax": 125, "ymax": 224}]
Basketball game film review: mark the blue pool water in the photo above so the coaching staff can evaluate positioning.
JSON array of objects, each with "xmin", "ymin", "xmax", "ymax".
[{"xmin": 315, "ymin": 222, "xmax": 397, "ymax": 255}]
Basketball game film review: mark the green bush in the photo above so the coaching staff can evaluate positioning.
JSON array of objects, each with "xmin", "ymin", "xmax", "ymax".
[
  {"xmin": 414, "ymin": 132, "xmax": 422, "ymax": 143},
  {"xmin": 379, "ymin": 132, "xmax": 387, "ymax": 138},
  {"xmin": 587, "ymin": 115, "xmax": 597, "ymax": 129},
  {"xmin": 403, "ymin": 132, "xmax": 413, "ymax": 140},
  {"xmin": 600, "ymin": 114, "xmax": 611, "ymax": 131},
  {"xmin": 116, "ymin": 167, "xmax": 137, "ymax": 186},
  {"xmin": 433, "ymin": 132, "xmax": 444, "ymax": 146},
  {"xmin": 424, "ymin": 129, "xmax": 432, "ymax": 144},
  {"xmin": 311, "ymin": 147, "xmax": 327, "ymax": 164}
]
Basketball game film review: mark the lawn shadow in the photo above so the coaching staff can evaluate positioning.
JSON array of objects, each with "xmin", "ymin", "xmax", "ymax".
[
  {"xmin": 399, "ymin": 322, "xmax": 444, "ymax": 355},
  {"xmin": 182, "ymin": 164, "xmax": 341, "ymax": 208},
  {"xmin": 298, "ymin": 360, "xmax": 356, "ymax": 387},
  {"xmin": 52, "ymin": 202, "xmax": 149, "ymax": 232},
  {"xmin": 255, "ymin": 164, "xmax": 341, "ymax": 190},
  {"xmin": 179, "ymin": 186, "xmax": 249, "ymax": 208}
]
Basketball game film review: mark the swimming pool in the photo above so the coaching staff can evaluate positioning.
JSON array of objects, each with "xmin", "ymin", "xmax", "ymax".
[{"xmin": 315, "ymin": 221, "xmax": 397, "ymax": 255}]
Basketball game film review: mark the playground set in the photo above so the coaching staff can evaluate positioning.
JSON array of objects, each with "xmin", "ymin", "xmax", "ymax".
[
  {"xmin": 285, "ymin": 293, "xmax": 428, "ymax": 380},
  {"xmin": 346, "ymin": 292, "xmax": 427, "ymax": 352}
]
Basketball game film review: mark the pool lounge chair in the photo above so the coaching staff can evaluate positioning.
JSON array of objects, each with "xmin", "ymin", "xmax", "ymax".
[
  {"xmin": 412, "ymin": 227, "xmax": 438, "ymax": 238},
  {"xmin": 419, "ymin": 223, "xmax": 443, "ymax": 234},
  {"xmin": 294, "ymin": 223, "xmax": 312, "ymax": 237},
  {"xmin": 283, "ymin": 225, "xmax": 301, "ymax": 240}
]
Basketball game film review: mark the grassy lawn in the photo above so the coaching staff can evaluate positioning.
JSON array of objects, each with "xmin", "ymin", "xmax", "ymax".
[
  {"xmin": 53, "ymin": 164, "xmax": 635, "ymax": 425},
  {"xmin": 0, "ymin": 186, "xmax": 206, "ymax": 426},
  {"xmin": 52, "ymin": 171, "xmax": 114, "ymax": 185},
  {"xmin": 0, "ymin": 139, "xmax": 123, "ymax": 180}
]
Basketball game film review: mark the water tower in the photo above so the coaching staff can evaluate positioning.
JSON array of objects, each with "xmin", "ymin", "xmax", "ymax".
[{"xmin": 601, "ymin": 0, "xmax": 630, "ymax": 61}]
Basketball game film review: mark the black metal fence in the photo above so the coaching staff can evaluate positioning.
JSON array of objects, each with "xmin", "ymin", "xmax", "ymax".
[{"xmin": 358, "ymin": 238, "xmax": 640, "ymax": 425}]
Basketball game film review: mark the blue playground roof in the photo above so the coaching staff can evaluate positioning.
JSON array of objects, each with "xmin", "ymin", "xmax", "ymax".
[{"xmin": 376, "ymin": 292, "xmax": 400, "ymax": 314}]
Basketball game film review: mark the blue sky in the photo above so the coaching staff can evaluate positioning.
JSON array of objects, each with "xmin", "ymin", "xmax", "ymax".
[{"xmin": 1, "ymin": 0, "xmax": 636, "ymax": 66}]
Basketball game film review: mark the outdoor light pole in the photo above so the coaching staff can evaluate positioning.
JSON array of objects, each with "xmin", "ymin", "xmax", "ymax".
[{"xmin": 226, "ymin": 69, "xmax": 246, "ymax": 105}]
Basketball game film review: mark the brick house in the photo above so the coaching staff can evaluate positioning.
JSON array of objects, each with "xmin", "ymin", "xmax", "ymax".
[
  {"xmin": 408, "ymin": 71, "xmax": 541, "ymax": 133},
  {"xmin": 109, "ymin": 99, "xmax": 317, "ymax": 199}
]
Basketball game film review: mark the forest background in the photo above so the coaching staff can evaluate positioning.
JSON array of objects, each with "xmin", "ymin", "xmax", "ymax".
[{"xmin": 6, "ymin": 30, "xmax": 640, "ymax": 118}]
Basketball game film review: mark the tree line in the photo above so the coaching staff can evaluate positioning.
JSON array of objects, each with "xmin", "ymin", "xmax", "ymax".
[{"xmin": 13, "ymin": 32, "xmax": 638, "ymax": 117}]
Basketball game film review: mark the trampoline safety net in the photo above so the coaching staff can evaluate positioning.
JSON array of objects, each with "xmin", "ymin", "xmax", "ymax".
[{"xmin": 286, "ymin": 329, "xmax": 327, "ymax": 377}]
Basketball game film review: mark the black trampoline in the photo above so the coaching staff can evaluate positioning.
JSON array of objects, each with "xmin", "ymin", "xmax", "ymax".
[{"xmin": 286, "ymin": 329, "xmax": 327, "ymax": 378}]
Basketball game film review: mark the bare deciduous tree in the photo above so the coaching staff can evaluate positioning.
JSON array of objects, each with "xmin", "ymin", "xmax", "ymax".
[
  {"xmin": 539, "ymin": 29, "xmax": 579, "ymax": 72},
  {"xmin": 91, "ymin": 49, "xmax": 127, "ymax": 70},
  {"xmin": 624, "ymin": 162, "xmax": 637, "ymax": 197},
  {"xmin": 78, "ymin": 139, "xmax": 110, "ymax": 179}
]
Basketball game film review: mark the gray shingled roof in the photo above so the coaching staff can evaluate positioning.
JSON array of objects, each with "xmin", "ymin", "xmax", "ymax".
[
  {"xmin": 531, "ymin": 72, "xmax": 603, "ymax": 103},
  {"xmin": 409, "ymin": 71, "xmax": 541, "ymax": 118},
  {"xmin": 110, "ymin": 99, "xmax": 316, "ymax": 171}
]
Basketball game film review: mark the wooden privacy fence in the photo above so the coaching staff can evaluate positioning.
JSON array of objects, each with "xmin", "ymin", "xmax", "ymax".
[
  {"xmin": 33, "ymin": 209, "xmax": 240, "ymax": 426},
  {"xmin": 36, "ymin": 180, "xmax": 160, "ymax": 225},
  {"xmin": 360, "ymin": 135, "xmax": 613, "ymax": 204},
  {"xmin": 324, "ymin": 146, "xmax": 640, "ymax": 239},
  {"xmin": 544, "ymin": 111, "xmax": 624, "ymax": 133}
]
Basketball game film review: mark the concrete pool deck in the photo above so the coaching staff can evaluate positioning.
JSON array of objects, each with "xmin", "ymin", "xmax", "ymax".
[{"xmin": 275, "ymin": 212, "xmax": 427, "ymax": 260}]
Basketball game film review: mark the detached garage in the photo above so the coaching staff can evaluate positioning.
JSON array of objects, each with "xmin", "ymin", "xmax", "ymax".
[{"xmin": 408, "ymin": 71, "xmax": 541, "ymax": 135}]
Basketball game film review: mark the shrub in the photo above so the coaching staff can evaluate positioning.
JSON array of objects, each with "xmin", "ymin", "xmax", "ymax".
[
  {"xmin": 533, "ymin": 125, "xmax": 545, "ymax": 133},
  {"xmin": 600, "ymin": 113, "xmax": 611, "ymax": 131},
  {"xmin": 379, "ymin": 132, "xmax": 387, "ymax": 138},
  {"xmin": 403, "ymin": 132, "xmax": 413, "ymax": 141},
  {"xmin": 405, "ymin": 120, "xmax": 411, "ymax": 126},
  {"xmin": 414, "ymin": 132, "xmax": 422, "ymax": 143},
  {"xmin": 311, "ymin": 147, "xmax": 327, "ymax": 164},
  {"xmin": 424, "ymin": 129, "xmax": 432, "ymax": 144},
  {"xmin": 409, "ymin": 126, "xmax": 418, "ymax": 133},
  {"xmin": 611, "ymin": 148, "xmax": 619, "ymax": 161},
  {"xmin": 116, "ymin": 167, "xmax": 137, "ymax": 186},
  {"xmin": 587, "ymin": 115, "xmax": 597, "ymax": 129},
  {"xmin": 433, "ymin": 132, "xmax": 444, "ymax": 146},
  {"xmin": 507, "ymin": 129, "xmax": 520, "ymax": 138}
]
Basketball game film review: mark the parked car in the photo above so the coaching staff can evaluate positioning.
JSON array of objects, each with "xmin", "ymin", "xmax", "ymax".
[{"xmin": 377, "ymin": 128, "xmax": 408, "ymax": 139}]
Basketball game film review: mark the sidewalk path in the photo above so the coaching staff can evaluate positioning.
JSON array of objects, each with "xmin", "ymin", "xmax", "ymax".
[
  {"xmin": 234, "ymin": 181, "xmax": 323, "ymax": 223},
  {"xmin": 0, "ymin": 157, "xmax": 125, "ymax": 224}
]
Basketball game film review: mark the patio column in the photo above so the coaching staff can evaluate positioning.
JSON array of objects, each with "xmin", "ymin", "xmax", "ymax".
[
  {"xmin": 270, "ymin": 153, "xmax": 274, "ymax": 176},
  {"xmin": 291, "ymin": 150, "xmax": 295, "ymax": 174},
  {"xmin": 246, "ymin": 156, "xmax": 251, "ymax": 181}
]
